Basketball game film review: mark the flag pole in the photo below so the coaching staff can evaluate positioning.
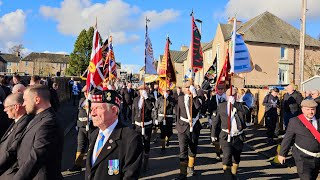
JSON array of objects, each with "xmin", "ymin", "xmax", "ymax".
[
  {"xmin": 142, "ymin": 17, "xmax": 150, "ymax": 136},
  {"xmin": 163, "ymin": 36, "xmax": 169, "ymax": 126},
  {"xmin": 189, "ymin": 10, "xmax": 194, "ymax": 133}
]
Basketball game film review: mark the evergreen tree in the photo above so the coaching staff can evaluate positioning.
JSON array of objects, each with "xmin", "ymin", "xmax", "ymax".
[{"xmin": 67, "ymin": 27, "xmax": 102, "ymax": 76}]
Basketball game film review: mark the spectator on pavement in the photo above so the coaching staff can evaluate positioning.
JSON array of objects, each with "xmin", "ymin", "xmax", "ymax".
[{"xmin": 242, "ymin": 89, "xmax": 254, "ymax": 126}]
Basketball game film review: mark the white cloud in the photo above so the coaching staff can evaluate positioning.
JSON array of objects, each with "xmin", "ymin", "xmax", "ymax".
[
  {"xmin": 39, "ymin": 0, "xmax": 180, "ymax": 44},
  {"xmin": 43, "ymin": 50, "xmax": 68, "ymax": 55},
  {"xmin": 0, "ymin": 1, "xmax": 3, "ymax": 6},
  {"xmin": 121, "ymin": 64, "xmax": 142, "ymax": 74},
  {"xmin": 0, "ymin": 9, "xmax": 26, "ymax": 52},
  {"xmin": 223, "ymin": 0, "xmax": 320, "ymax": 21}
]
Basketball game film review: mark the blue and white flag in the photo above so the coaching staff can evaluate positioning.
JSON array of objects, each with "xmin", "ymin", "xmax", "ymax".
[
  {"xmin": 230, "ymin": 18, "xmax": 253, "ymax": 74},
  {"xmin": 145, "ymin": 25, "xmax": 157, "ymax": 74},
  {"xmin": 184, "ymin": 68, "xmax": 195, "ymax": 80}
]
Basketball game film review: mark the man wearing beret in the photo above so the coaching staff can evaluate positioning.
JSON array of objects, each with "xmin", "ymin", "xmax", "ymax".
[
  {"xmin": 132, "ymin": 85, "xmax": 155, "ymax": 172},
  {"xmin": 279, "ymin": 99, "xmax": 320, "ymax": 180},
  {"xmin": 174, "ymin": 81, "xmax": 202, "ymax": 179},
  {"xmin": 211, "ymin": 87, "xmax": 249, "ymax": 179},
  {"xmin": 85, "ymin": 90, "xmax": 143, "ymax": 180}
]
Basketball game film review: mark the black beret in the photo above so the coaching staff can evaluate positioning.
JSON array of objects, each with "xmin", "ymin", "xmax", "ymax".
[{"xmin": 91, "ymin": 90, "xmax": 121, "ymax": 107}]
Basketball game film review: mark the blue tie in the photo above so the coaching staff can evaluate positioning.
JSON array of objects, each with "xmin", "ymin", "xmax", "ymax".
[{"xmin": 94, "ymin": 132, "xmax": 105, "ymax": 163}]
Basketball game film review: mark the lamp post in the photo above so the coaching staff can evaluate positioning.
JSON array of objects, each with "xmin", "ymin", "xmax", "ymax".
[{"xmin": 195, "ymin": 18, "xmax": 203, "ymax": 86}]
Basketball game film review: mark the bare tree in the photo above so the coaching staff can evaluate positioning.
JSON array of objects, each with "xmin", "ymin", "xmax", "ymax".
[
  {"xmin": 304, "ymin": 53, "xmax": 320, "ymax": 79},
  {"xmin": 9, "ymin": 44, "xmax": 24, "ymax": 56}
]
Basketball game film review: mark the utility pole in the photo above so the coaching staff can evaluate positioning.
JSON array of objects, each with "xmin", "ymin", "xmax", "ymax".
[{"xmin": 299, "ymin": 0, "xmax": 306, "ymax": 91}]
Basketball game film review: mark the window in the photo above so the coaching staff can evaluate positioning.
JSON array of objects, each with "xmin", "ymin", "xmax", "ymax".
[
  {"xmin": 62, "ymin": 64, "xmax": 65, "ymax": 68},
  {"xmin": 7, "ymin": 69, "xmax": 11, "ymax": 73},
  {"xmin": 16, "ymin": 63, "xmax": 19, "ymax": 66},
  {"xmin": 7, "ymin": 62, "xmax": 11, "ymax": 66},
  {"xmin": 25, "ymin": 61, "xmax": 28, "ymax": 66},
  {"xmin": 280, "ymin": 46, "xmax": 288, "ymax": 60}
]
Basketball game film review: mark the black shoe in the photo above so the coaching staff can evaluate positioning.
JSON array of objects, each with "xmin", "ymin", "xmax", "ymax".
[
  {"xmin": 173, "ymin": 174, "xmax": 187, "ymax": 180},
  {"xmin": 160, "ymin": 148, "xmax": 166, "ymax": 154},
  {"xmin": 166, "ymin": 140, "xmax": 170, "ymax": 147},
  {"xmin": 68, "ymin": 165, "xmax": 82, "ymax": 172}
]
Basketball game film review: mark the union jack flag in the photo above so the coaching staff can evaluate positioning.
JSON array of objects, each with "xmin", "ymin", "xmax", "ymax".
[{"xmin": 85, "ymin": 26, "xmax": 104, "ymax": 92}]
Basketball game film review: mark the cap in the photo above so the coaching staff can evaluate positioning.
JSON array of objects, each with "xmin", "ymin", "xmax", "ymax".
[
  {"xmin": 301, "ymin": 99, "xmax": 318, "ymax": 108},
  {"xmin": 226, "ymin": 88, "xmax": 237, "ymax": 96},
  {"xmin": 91, "ymin": 90, "xmax": 121, "ymax": 107}
]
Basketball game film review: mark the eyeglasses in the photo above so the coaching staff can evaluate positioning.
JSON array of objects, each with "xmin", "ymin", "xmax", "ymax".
[{"xmin": 4, "ymin": 104, "xmax": 18, "ymax": 109}]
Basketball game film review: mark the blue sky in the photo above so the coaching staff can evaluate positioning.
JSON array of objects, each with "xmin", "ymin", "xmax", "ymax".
[{"xmin": 0, "ymin": 0, "xmax": 319, "ymax": 73}]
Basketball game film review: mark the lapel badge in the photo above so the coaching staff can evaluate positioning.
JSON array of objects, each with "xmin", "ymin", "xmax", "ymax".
[
  {"xmin": 108, "ymin": 160, "xmax": 114, "ymax": 175},
  {"xmin": 107, "ymin": 146, "xmax": 112, "ymax": 150},
  {"xmin": 109, "ymin": 139, "xmax": 113, "ymax": 144},
  {"xmin": 113, "ymin": 159, "xmax": 120, "ymax": 175}
]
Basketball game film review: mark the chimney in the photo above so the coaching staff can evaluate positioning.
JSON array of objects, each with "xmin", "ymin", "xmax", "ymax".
[
  {"xmin": 227, "ymin": 17, "xmax": 242, "ymax": 27},
  {"xmin": 15, "ymin": 51, "xmax": 20, "ymax": 57},
  {"xmin": 180, "ymin": 45, "xmax": 188, "ymax": 51}
]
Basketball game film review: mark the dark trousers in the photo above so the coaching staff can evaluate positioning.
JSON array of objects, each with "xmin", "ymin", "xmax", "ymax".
[
  {"xmin": 135, "ymin": 125, "xmax": 152, "ymax": 154},
  {"xmin": 246, "ymin": 108, "xmax": 253, "ymax": 123},
  {"xmin": 220, "ymin": 134, "xmax": 244, "ymax": 166},
  {"xmin": 265, "ymin": 111, "xmax": 278, "ymax": 138},
  {"xmin": 72, "ymin": 94, "xmax": 79, "ymax": 105},
  {"xmin": 123, "ymin": 105, "xmax": 132, "ymax": 122},
  {"xmin": 177, "ymin": 126, "xmax": 201, "ymax": 160},
  {"xmin": 77, "ymin": 127, "xmax": 89, "ymax": 153},
  {"xmin": 159, "ymin": 121, "xmax": 173, "ymax": 139}
]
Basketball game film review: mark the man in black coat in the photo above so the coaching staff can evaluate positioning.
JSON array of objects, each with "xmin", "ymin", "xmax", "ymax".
[
  {"xmin": 14, "ymin": 85, "xmax": 64, "ymax": 180},
  {"xmin": 153, "ymin": 89, "xmax": 176, "ymax": 152},
  {"xmin": 120, "ymin": 82, "xmax": 135, "ymax": 123},
  {"xmin": 86, "ymin": 90, "xmax": 143, "ymax": 180},
  {"xmin": 208, "ymin": 84, "xmax": 226, "ymax": 160},
  {"xmin": 282, "ymin": 84, "xmax": 303, "ymax": 130},
  {"xmin": 211, "ymin": 87, "xmax": 248, "ymax": 180},
  {"xmin": 279, "ymin": 99, "xmax": 320, "ymax": 180},
  {"xmin": 0, "ymin": 93, "xmax": 33, "ymax": 180},
  {"xmin": 132, "ymin": 85, "xmax": 154, "ymax": 172},
  {"xmin": 174, "ymin": 81, "xmax": 201, "ymax": 179}
]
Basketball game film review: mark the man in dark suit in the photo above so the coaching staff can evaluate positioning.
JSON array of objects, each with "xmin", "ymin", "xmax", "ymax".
[
  {"xmin": 0, "ymin": 93, "xmax": 33, "ymax": 179},
  {"xmin": 174, "ymin": 81, "xmax": 201, "ymax": 179},
  {"xmin": 279, "ymin": 99, "xmax": 320, "ymax": 180},
  {"xmin": 13, "ymin": 85, "xmax": 64, "ymax": 180},
  {"xmin": 132, "ymin": 85, "xmax": 154, "ymax": 172},
  {"xmin": 211, "ymin": 87, "xmax": 248, "ymax": 179},
  {"xmin": 120, "ymin": 82, "xmax": 135, "ymax": 123},
  {"xmin": 86, "ymin": 90, "xmax": 143, "ymax": 180},
  {"xmin": 208, "ymin": 84, "xmax": 226, "ymax": 160}
]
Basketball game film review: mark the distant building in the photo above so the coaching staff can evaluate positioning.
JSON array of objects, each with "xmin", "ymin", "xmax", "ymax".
[
  {"xmin": 211, "ymin": 11, "xmax": 320, "ymax": 87},
  {"xmin": 0, "ymin": 52, "xmax": 18, "ymax": 73}
]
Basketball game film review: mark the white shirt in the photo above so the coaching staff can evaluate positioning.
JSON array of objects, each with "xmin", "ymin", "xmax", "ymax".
[
  {"xmin": 92, "ymin": 119, "xmax": 118, "ymax": 165},
  {"xmin": 305, "ymin": 115, "xmax": 318, "ymax": 130}
]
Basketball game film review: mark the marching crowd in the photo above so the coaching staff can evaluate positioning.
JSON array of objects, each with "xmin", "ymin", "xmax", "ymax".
[{"xmin": 0, "ymin": 75, "xmax": 319, "ymax": 180}]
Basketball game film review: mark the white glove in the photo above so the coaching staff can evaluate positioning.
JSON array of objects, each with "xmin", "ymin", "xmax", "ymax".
[
  {"xmin": 208, "ymin": 118, "xmax": 212, "ymax": 125},
  {"xmin": 211, "ymin": 137, "xmax": 217, "ymax": 142},
  {"xmin": 164, "ymin": 92, "xmax": 169, "ymax": 99},
  {"xmin": 142, "ymin": 90, "xmax": 148, "ymax": 99},
  {"xmin": 154, "ymin": 120, "xmax": 159, "ymax": 125},
  {"xmin": 228, "ymin": 96, "xmax": 235, "ymax": 104},
  {"xmin": 189, "ymin": 85, "xmax": 197, "ymax": 97}
]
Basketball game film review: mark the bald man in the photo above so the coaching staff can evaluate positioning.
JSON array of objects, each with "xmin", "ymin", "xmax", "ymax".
[
  {"xmin": 0, "ymin": 93, "xmax": 33, "ymax": 179},
  {"xmin": 12, "ymin": 84, "xmax": 26, "ymax": 94}
]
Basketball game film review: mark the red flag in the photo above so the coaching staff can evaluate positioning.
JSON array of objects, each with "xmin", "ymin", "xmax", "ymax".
[
  {"xmin": 215, "ymin": 49, "xmax": 231, "ymax": 90},
  {"xmin": 86, "ymin": 27, "xmax": 104, "ymax": 92},
  {"xmin": 191, "ymin": 14, "xmax": 203, "ymax": 73},
  {"xmin": 158, "ymin": 37, "xmax": 176, "ymax": 94}
]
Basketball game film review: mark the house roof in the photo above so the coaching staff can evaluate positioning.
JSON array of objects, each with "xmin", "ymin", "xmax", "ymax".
[
  {"xmin": 0, "ymin": 53, "xmax": 21, "ymax": 63},
  {"xmin": 202, "ymin": 40, "xmax": 213, "ymax": 51},
  {"xmin": 220, "ymin": 11, "xmax": 320, "ymax": 47},
  {"xmin": 159, "ymin": 50, "xmax": 188, "ymax": 64},
  {"xmin": 302, "ymin": 75, "xmax": 320, "ymax": 84},
  {"xmin": 23, "ymin": 52, "xmax": 70, "ymax": 63}
]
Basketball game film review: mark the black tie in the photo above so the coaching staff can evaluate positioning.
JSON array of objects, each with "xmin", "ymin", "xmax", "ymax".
[{"xmin": 218, "ymin": 97, "xmax": 222, "ymax": 103}]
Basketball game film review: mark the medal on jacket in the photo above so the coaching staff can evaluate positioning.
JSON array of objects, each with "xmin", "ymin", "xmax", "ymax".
[
  {"xmin": 113, "ymin": 159, "xmax": 120, "ymax": 175},
  {"xmin": 108, "ymin": 160, "xmax": 114, "ymax": 175}
]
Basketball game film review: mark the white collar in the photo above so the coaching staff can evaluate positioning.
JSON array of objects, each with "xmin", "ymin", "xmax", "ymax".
[{"xmin": 99, "ymin": 119, "xmax": 118, "ymax": 137}]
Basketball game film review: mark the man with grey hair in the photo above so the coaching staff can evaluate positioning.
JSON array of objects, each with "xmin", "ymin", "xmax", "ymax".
[
  {"xmin": 0, "ymin": 93, "xmax": 33, "ymax": 179},
  {"xmin": 12, "ymin": 84, "xmax": 26, "ymax": 94}
]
